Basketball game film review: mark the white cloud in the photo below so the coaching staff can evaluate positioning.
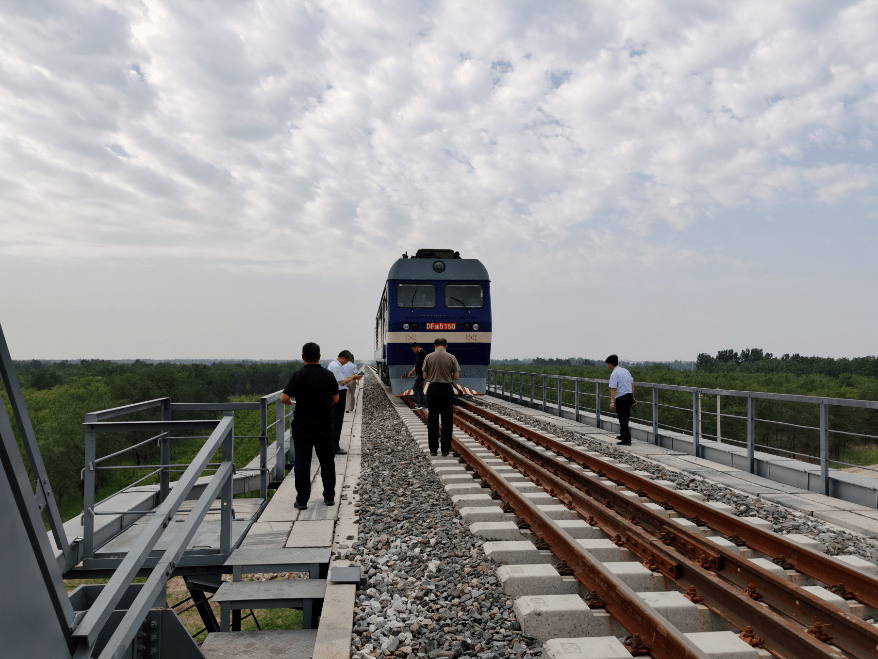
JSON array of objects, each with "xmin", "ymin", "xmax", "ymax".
[{"xmin": 0, "ymin": 0, "xmax": 876, "ymax": 358}]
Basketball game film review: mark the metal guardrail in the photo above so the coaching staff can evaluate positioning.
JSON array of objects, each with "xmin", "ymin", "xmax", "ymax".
[
  {"xmin": 80, "ymin": 391, "xmax": 294, "ymax": 561},
  {"xmin": 488, "ymin": 368, "xmax": 878, "ymax": 496},
  {"xmin": 1, "ymin": 320, "xmax": 304, "ymax": 657},
  {"xmin": 72, "ymin": 415, "xmax": 235, "ymax": 659}
]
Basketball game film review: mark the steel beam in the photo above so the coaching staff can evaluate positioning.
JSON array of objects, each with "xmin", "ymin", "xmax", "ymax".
[
  {"xmin": 97, "ymin": 461, "xmax": 235, "ymax": 659},
  {"xmin": 0, "ymin": 324, "xmax": 72, "ymax": 566},
  {"xmin": 0, "ymin": 357, "xmax": 76, "ymax": 648}
]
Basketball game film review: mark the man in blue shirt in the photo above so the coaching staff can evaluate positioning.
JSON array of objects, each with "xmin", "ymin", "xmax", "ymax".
[{"xmin": 606, "ymin": 354, "xmax": 636, "ymax": 446}]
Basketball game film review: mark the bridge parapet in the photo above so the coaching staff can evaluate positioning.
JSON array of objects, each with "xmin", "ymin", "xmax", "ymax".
[{"xmin": 488, "ymin": 368, "xmax": 878, "ymax": 507}]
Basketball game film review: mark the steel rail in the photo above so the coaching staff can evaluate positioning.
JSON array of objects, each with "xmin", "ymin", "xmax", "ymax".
[
  {"xmin": 451, "ymin": 412, "xmax": 859, "ymax": 659},
  {"xmin": 421, "ymin": 416, "xmax": 712, "ymax": 659},
  {"xmin": 455, "ymin": 403, "xmax": 878, "ymax": 659},
  {"xmin": 452, "ymin": 414, "xmax": 848, "ymax": 659},
  {"xmin": 461, "ymin": 401, "xmax": 878, "ymax": 609},
  {"xmin": 452, "ymin": 414, "xmax": 689, "ymax": 577}
]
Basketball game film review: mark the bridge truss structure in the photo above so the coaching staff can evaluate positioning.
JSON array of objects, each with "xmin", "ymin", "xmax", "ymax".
[{"xmin": 0, "ymin": 323, "xmax": 296, "ymax": 658}]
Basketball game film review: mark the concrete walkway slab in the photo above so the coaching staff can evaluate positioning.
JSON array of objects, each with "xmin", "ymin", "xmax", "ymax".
[
  {"xmin": 201, "ymin": 629, "xmax": 318, "ymax": 658},
  {"xmin": 286, "ymin": 520, "xmax": 335, "ymax": 548}
]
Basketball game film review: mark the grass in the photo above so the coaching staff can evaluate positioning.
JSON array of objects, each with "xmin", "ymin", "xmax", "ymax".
[{"xmin": 838, "ymin": 444, "xmax": 878, "ymax": 467}]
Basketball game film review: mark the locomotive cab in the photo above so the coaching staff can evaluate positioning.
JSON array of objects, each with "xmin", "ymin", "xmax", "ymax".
[{"xmin": 375, "ymin": 249, "xmax": 492, "ymax": 394}]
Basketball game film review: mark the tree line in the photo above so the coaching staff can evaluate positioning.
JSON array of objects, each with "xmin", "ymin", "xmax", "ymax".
[{"xmin": 695, "ymin": 349, "xmax": 878, "ymax": 378}]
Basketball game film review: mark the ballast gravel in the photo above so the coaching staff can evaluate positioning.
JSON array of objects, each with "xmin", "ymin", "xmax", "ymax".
[
  {"xmin": 345, "ymin": 376, "xmax": 542, "ymax": 659},
  {"xmin": 469, "ymin": 396, "xmax": 878, "ymax": 563}
]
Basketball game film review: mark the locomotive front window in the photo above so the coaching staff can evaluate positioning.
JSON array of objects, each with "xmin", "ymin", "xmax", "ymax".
[
  {"xmin": 396, "ymin": 284, "xmax": 436, "ymax": 308},
  {"xmin": 445, "ymin": 284, "xmax": 484, "ymax": 309}
]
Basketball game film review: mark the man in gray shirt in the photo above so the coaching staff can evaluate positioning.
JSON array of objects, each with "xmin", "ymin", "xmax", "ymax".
[
  {"xmin": 422, "ymin": 338, "xmax": 460, "ymax": 456},
  {"xmin": 606, "ymin": 354, "xmax": 636, "ymax": 446}
]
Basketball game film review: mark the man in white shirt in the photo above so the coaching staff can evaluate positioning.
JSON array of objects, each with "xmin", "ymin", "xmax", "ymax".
[
  {"xmin": 606, "ymin": 354, "xmax": 636, "ymax": 446},
  {"xmin": 342, "ymin": 355, "xmax": 358, "ymax": 413},
  {"xmin": 328, "ymin": 350, "xmax": 362, "ymax": 454}
]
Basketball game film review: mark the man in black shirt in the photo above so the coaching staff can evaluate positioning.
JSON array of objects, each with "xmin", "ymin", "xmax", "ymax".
[
  {"xmin": 280, "ymin": 342, "xmax": 339, "ymax": 509},
  {"xmin": 404, "ymin": 342, "xmax": 428, "ymax": 408}
]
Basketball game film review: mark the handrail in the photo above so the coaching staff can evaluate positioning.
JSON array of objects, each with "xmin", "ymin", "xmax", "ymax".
[
  {"xmin": 488, "ymin": 367, "xmax": 878, "ymax": 496},
  {"xmin": 489, "ymin": 368, "xmax": 878, "ymax": 408},
  {"xmin": 72, "ymin": 415, "xmax": 231, "ymax": 649},
  {"xmin": 170, "ymin": 401, "xmax": 263, "ymax": 411},
  {"xmin": 87, "ymin": 398, "xmax": 168, "ymax": 421},
  {"xmin": 84, "ymin": 419, "xmax": 221, "ymax": 433},
  {"xmin": 93, "ymin": 432, "xmax": 165, "ymax": 464}
]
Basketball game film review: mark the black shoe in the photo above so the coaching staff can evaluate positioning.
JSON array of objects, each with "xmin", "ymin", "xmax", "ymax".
[
  {"xmin": 617, "ymin": 440, "xmax": 631, "ymax": 446},
  {"xmin": 335, "ymin": 448, "xmax": 348, "ymax": 455},
  {"xmin": 324, "ymin": 499, "xmax": 335, "ymax": 506},
  {"xmin": 294, "ymin": 500, "xmax": 308, "ymax": 510},
  {"xmin": 442, "ymin": 452, "xmax": 450, "ymax": 457},
  {"xmin": 430, "ymin": 451, "xmax": 438, "ymax": 456}
]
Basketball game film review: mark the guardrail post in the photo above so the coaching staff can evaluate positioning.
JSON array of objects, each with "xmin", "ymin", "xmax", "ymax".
[
  {"xmin": 716, "ymin": 394, "xmax": 722, "ymax": 443},
  {"xmin": 221, "ymin": 412, "xmax": 234, "ymax": 555},
  {"xmin": 557, "ymin": 377, "xmax": 562, "ymax": 417},
  {"xmin": 519, "ymin": 372, "xmax": 524, "ymax": 405},
  {"xmin": 595, "ymin": 382, "xmax": 602, "ymax": 430},
  {"xmin": 284, "ymin": 399, "xmax": 294, "ymax": 470},
  {"xmin": 275, "ymin": 398, "xmax": 285, "ymax": 482},
  {"xmin": 652, "ymin": 386, "xmax": 659, "ymax": 445},
  {"xmin": 530, "ymin": 374, "xmax": 534, "ymax": 409},
  {"xmin": 159, "ymin": 399, "xmax": 171, "ymax": 503},
  {"xmin": 259, "ymin": 399, "xmax": 268, "ymax": 499},
  {"xmin": 747, "ymin": 396, "xmax": 756, "ymax": 474},
  {"xmin": 574, "ymin": 379, "xmax": 581, "ymax": 423},
  {"xmin": 692, "ymin": 391, "xmax": 701, "ymax": 457},
  {"xmin": 541, "ymin": 375, "xmax": 548, "ymax": 412},
  {"xmin": 83, "ymin": 426, "xmax": 96, "ymax": 560},
  {"xmin": 820, "ymin": 401, "xmax": 830, "ymax": 496}
]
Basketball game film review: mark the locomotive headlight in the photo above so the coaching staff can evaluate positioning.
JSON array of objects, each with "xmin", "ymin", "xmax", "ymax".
[
  {"xmin": 473, "ymin": 323, "xmax": 479, "ymax": 331},
  {"xmin": 403, "ymin": 323, "xmax": 410, "ymax": 330}
]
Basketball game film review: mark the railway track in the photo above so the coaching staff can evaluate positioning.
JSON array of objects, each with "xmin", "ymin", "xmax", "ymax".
[{"xmin": 390, "ymin": 385, "xmax": 878, "ymax": 659}]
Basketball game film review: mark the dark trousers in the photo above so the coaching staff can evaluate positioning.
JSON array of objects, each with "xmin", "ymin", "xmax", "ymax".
[
  {"xmin": 331, "ymin": 389, "xmax": 347, "ymax": 452},
  {"xmin": 413, "ymin": 376, "xmax": 426, "ymax": 406},
  {"xmin": 427, "ymin": 383, "xmax": 455, "ymax": 454},
  {"xmin": 616, "ymin": 393, "xmax": 633, "ymax": 442},
  {"xmin": 291, "ymin": 429, "xmax": 336, "ymax": 503}
]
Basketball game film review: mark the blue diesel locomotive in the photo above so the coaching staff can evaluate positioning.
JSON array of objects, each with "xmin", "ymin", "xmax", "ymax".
[{"xmin": 375, "ymin": 248, "xmax": 492, "ymax": 395}]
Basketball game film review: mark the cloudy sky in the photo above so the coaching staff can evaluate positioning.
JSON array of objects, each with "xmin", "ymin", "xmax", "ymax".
[{"xmin": 1, "ymin": 0, "xmax": 876, "ymax": 362}]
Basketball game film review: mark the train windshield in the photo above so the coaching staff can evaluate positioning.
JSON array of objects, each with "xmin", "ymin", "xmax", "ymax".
[
  {"xmin": 396, "ymin": 284, "xmax": 436, "ymax": 308},
  {"xmin": 445, "ymin": 284, "xmax": 484, "ymax": 309}
]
